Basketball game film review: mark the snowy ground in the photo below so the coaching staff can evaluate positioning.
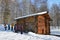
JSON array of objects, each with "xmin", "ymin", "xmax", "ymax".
[
  {"xmin": 51, "ymin": 29, "xmax": 60, "ymax": 35},
  {"xmin": 50, "ymin": 26, "xmax": 60, "ymax": 35},
  {"xmin": 0, "ymin": 31, "xmax": 60, "ymax": 40},
  {"xmin": 0, "ymin": 25, "xmax": 60, "ymax": 40}
]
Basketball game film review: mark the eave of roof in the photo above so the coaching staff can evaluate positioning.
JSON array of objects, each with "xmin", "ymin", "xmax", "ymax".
[{"xmin": 14, "ymin": 11, "xmax": 47, "ymax": 20}]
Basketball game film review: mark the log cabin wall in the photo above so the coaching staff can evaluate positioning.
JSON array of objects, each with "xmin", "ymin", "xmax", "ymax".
[
  {"xmin": 44, "ymin": 18, "xmax": 49, "ymax": 35},
  {"xmin": 37, "ymin": 15, "xmax": 46, "ymax": 34},
  {"xmin": 46, "ymin": 19, "xmax": 50, "ymax": 34},
  {"xmin": 44, "ymin": 14, "xmax": 50, "ymax": 35},
  {"xmin": 25, "ymin": 16, "xmax": 37, "ymax": 32},
  {"xmin": 17, "ymin": 19, "xmax": 25, "ymax": 24},
  {"xmin": 16, "ymin": 19, "xmax": 20, "ymax": 24},
  {"xmin": 16, "ymin": 16, "xmax": 37, "ymax": 32},
  {"xmin": 15, "ymin": 13, "xmax": 50, "ymax": 35}
]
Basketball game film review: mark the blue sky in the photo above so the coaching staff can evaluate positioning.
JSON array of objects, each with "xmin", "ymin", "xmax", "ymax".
[
  {"xmin": 30, "ymin": 0, "xmax": 60, "ymax": 8},
  {"xmin": 48, "ymin": 0, "xmax": 60, "ymax": 4},
  {"xmin": 48, "ymin": 0, "xmax": 60, "ymax": 8},
  {"xmin": 18, "ymin": 0, "xmax": 60, "ymax": 8}
]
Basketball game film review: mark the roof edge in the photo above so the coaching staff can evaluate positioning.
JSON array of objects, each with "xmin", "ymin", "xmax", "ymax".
[{"xmin": 14, "ymin": 11, "xmax": 48, "ymax": 20}]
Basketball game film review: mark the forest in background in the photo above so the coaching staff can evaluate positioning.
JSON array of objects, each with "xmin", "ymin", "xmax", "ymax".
[{"xmin": 0, "ymin": 0, "xmax": 60, "ymax": 28}]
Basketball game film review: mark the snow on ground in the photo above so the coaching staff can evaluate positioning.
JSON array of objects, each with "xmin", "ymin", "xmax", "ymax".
[
  {"xmin": 0, "ymin": 25, "xmax": 60, "ymax": 40},
  {"xmin": 0, "ymin": 24, "xmax": 5, "ymax": 31},
  {"xmin": 51, "ymin": 29, "xmax": 60, "ymax": 35},
  {"xmin": 50, "ymin": 26, "xmax": 60, "ymax": 35},
  {"xmin": 0, "ymin": 31, "xmax": 60, "ymax": 40}
]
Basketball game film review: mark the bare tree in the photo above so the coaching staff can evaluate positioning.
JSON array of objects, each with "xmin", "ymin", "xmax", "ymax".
[
  {"xmin": 50, "ymin": 4, "xmax": 60, "ymax": 28},
  {"xmin": 8, "ymin": 0, "xmax": 22, "ymax": 23},
  {"xmin": 0, "ymin": 0, "xmax": 4, "ymax": 24},
  {"xmin": 29, "ymin": 1, "xmax": 37, "ymax": 13},
  {"xmin": 0, "ymin": 0, "xmax": 22, "ymax": 24},
  {"xmin": 34, "ymin": 0, "xmax": 41, "ymax": 13},
  {"xmin": 34, "ymin": 0, "xmax": 48, "ymax": 12},
  {"xmin": 1, "ymin": 0, "xmax": 10, "ymax": 24},
  {"xmin": 39, "ymin": 0, "xmax": 48, "ymax": 12},
  {"xmin": 30, "ymin": 4, "xmax": 36, "ymax": 13}
]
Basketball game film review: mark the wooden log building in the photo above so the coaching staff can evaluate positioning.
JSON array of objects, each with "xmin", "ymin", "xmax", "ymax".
[{"xmin": 14, "ymin": 11, "xmax": 51, "ymax": 35}]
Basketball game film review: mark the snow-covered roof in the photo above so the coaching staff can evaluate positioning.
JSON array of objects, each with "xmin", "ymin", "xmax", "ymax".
[{"xmin": 14, "ymin": 11, "xmax": 47, "ymax": 20}]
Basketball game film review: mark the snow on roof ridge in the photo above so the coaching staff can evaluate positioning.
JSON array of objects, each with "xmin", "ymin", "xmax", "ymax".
[{"xmin": 14, "ymin": 11, "xmax": 47, "ymax": 20}]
